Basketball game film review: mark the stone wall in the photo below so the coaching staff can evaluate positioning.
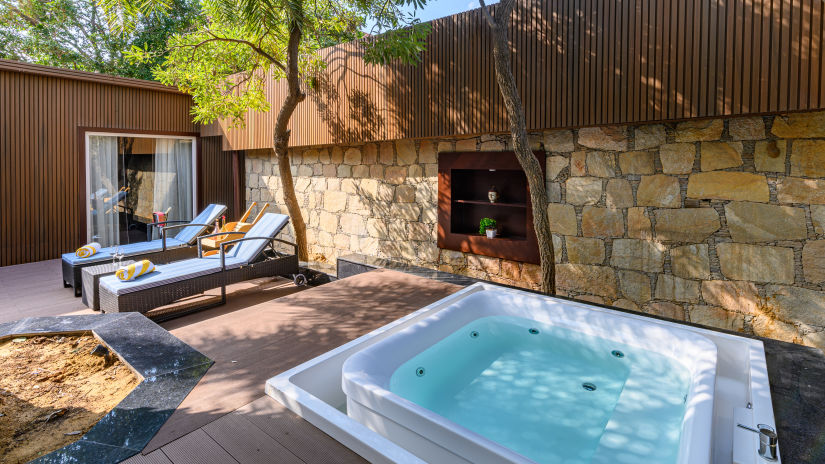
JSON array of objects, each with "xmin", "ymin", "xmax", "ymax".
[{"xmin": 245, "ymin": 110, "xmax": 825, "ymax": 350}]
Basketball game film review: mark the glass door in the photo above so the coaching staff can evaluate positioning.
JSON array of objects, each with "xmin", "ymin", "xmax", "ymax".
[{"xmin": 86, "ymin": 133, "xmax": 197, "ymax": 246}]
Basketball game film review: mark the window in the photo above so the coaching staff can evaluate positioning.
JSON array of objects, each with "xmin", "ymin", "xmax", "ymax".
[{"xmin": 85, "ymin": 132, "xmax": 197, "ymax": 246}]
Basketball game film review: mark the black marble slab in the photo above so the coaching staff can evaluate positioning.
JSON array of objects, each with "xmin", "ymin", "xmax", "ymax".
[
  {"xmin": 337, "ymin": 253, "xmax": 825, "ymax": 464},
  {"xmin": 0, "ymin": 313, "xmax": 213, "ymax": 463}
]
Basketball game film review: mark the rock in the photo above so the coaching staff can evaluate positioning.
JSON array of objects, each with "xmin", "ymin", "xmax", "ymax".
[
  {"xmin": 644, "ymin": 301, "xmax": 686, "ymax": 320},
  {"xmin": 576, "ymin": 294, "xmax": 605, "ymax": 305},
  {"xmin": 394, "ymin": 185, "xmax": 416, "ymax": 203},
  {"xmin": 701, "ymin": 280, "xmax": 761, "ymax": 315},
  {"xmin": 418, "ymin": 141, "xmax": 437, "ymax": 163},
  {"xmin": 319, "ymin": 211, "xmax": 338, "ymax": 233},
  {"xmin": 90, "ymin": 344, "xmax": 109, "ymax": 357},
  {"xmin": 553, "ymin": 234, "xmax": 564, "ymax": 263},
  {"xmin": 610, "ymin": 238, "xmax": 665, "ymax": 272},
  {"xmin": 500, "ymin": 260, "xmax": 521, "ymax": 280},
  {"xmin": 331, "ymin": 147, "xmax": 344, "ymax": 164},
  {"xmin": 555, "ymin": 264, "xmax": 619, "ymax": 298},
  {"xmin": 544, "ymin": 130, "xmax": 575, "ymax": 152},
  {"xmin": 467, "ymin": 254, "xmax": 500, "ymax": 274},
  {"xmin": 653, "ymin": 208, "xmax": 720, "ymax": 242},
  {"xmin": 546, "ymin": 182, "xmax": 561, "ymax": 202},
  {"xmin": 671, "ymin": 244, "xmax": 710, "ymax": 279},
  {"xmin": 812, "ymin": 205, "xmax": 825, "ymax": 234},
  {"xmin": 724, "ymin": 202, "xmax": 807, "ymax": 242},
  {"xmin": 546, "ymin": 203, "xmax": 578, "ymax": 235},
  {"xmin": 577, "ymin": 126, "xmax": 628, "ymax": 151},
  {"xmin": 776, "ymin": 177, "xmax": 825, "ymax": 204},
  {"xmin": 802, "ymin": 331, "xmax": 825, "ymax": 351},
  {"xmin": 618, "ymin": 151, "xmax": 655, "ymax": 174},
  {"xmin": 546, "ymin": 155, "xmax": 568, "ymax": 180},
  {"xmin": 395, "ymin": 140, "xmax": 417, "ymax": 165},
  {"xmin": 764, "ymin": 284, "xmax": 825, "ymax": 328},
  {"xmin": 480, "ymin": 140, "xmax": 505, "ymax": 151},
  {"xmin": 790, "ymin": 139, "xmax": 825, "ymax": 177},
  {"xmin": 752, "ymin": 315, "xmax": 800, "ymax": 342},
  {"xmin": 441, "ymin": 250, "xmax": 466, "ymax": 266},
  {"xmin": 675, "ymin": 119, "xmax": 724, "ymax": 142},
  {"xmin": 617, "ymin": 270, "xmax": 652, "ymax": 303},
  {"xmin": 689, "ymin": 305, "xmax": 745, "ymax": 332},
  {"xmin": 586, "ymin": 152, "xmax": 616, "ymax": 177},
  {"xmin": 455, "ymin": 138, "xmax": 477, "ymax": 151},
  {"xmin": 384, "ymin": 166, "xmax": 407, "ymax": 184},
  {"xmin": 753, "ymin": 140, "xmax": 787, "ymax": 173},
  {"xmin": 379, "ymin": 142, "xmax": 394, "ymax": 164},
  {"xmin": 803, "ymin": 240, "xmax": 825, "ymax": 283},
  {"xmin": 716, "ymin": 243, "xmax": 795, "ymax": 284},
  {"xmin": 627, "ymin": 207, "xmax": 652, "ymax": 240},
  {"xmin": 581, "ymin": 207, "xmax": 624, "ymax": 237},
  {"xmin": 655, "ymin": 274, "xmax": 701, "ymax": 302},
  {"xmin": 659, "ymin": 143, "xmax": 696, "ymax": 174},
  {"xmin": 770, "ymin": 111, "xmax": 825, "ymax": 138},
  {"xmin": 389, "ymin": 203, "xmax": 421, "ymax": 221},
  {"xmin": 637, "ymin": 175, "xmax": 681, "ymax": 208},
  {"xmin": 570, "ymin": 151, "xmax": 587, "ymax": 176},
  {"xmin": 634, "ymin": 124, "xmax": 667, "ymax": 149},
  {"xmin": 700, "ymin": 141, "xmax": 743, "ymax": 171},
  {"xmin": 565, "ymin": 177, "xmax": 602, "ymax": 205},
  {"xmin": 729, "ymin": 116, "xmax": 766, "ymax": 140},
  {"xmin": 566, "ymin": 236, "xmax": 605, "ymax": 264},
  {"xmin": 606, "ymin": 179, "xmax": 634, "ymax": 208},
  {"xmin": 686, "ymin": 172, "xmax": 770, "ymax": 202},
  {"xmin": 339, "ymin": 214, "xmax": 366, "ymax": 234},
  {"xmin": 612, "ymin": 299, "xmax": 640, "ymax": 310},
  {"xmin": 343, "ymin": 148, "xmax": 361, "ymax": 165},
  {"xmin": 323, "ymin": 191, "xmax": 348, "ymax": 212}
]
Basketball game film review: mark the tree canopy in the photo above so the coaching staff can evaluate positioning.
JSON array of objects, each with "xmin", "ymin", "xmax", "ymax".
[{"xmin": 0, "ymin": 0, "xmax": 201, "ymax": 80}]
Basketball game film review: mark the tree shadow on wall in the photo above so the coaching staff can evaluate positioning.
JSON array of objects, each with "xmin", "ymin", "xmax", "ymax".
[{"xmin": 308, "ymin": 71, "xmax": 386, "ymax": 144}]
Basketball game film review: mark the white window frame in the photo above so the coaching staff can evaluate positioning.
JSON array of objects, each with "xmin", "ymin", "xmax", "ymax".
[{"xmin": 85, "ymin": 131, "xmax": 198, "ymax": 243}]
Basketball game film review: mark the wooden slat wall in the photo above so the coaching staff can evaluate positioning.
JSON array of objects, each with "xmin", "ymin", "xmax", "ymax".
[
  {"xmin": 203, "ymin": 0, "xmax": 825, "ymax": 150},
  {"xmin": 0, "ymin": 62, "xmax": 198, "ymax": 266},
  {"xmin": 200, "ymin": 136, "xmax": 244, "ymax": 220}
]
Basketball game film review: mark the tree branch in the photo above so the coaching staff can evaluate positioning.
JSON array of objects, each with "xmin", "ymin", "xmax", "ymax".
[{"xmin": 204, "ymin": 29, "xmax": 287, "ymax": 72}]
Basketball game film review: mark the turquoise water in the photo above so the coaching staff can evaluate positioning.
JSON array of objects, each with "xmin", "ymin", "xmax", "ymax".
[{"xmin": 390, "ymin": 316, "xmax": 691, "ymax": 464}]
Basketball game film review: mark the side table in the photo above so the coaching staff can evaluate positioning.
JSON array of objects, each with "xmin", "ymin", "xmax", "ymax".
[{"xmin": 81, "ymin": 260, "xmax": 135, "ymax": 311}]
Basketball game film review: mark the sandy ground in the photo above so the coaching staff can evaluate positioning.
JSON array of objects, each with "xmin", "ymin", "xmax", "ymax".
[{"xmin": 0, "ymin": 333, "xmax": 139, "ymax": 463}]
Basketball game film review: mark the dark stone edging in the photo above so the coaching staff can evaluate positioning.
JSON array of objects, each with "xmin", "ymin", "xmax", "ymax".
[{"xmin": 0, "ymin": 313, "xmax": 212, "ymax": 463}]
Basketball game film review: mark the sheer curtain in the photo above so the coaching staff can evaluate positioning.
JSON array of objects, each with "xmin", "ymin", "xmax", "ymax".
[
  {"xmin": 88, "ymin": 135, "xmax": 120, "ymax": 247},
  {"xmin": 154, "ymin": 138, "xmax": 194, "ymax": 225}
]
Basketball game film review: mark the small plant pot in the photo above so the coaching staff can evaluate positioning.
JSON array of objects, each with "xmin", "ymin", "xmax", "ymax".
[{"xmin": 485, "ymin": 229, "xmax": 498, "ymax": 239}]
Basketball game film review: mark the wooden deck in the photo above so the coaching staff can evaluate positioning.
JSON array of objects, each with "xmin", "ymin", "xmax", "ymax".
[{"xmin": 0, "ymin": 260, "xmax": 461, "ymax": 463}]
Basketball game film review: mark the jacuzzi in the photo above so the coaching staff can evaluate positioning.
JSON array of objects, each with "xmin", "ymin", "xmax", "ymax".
[
  {"xmin": 266, "ymin": 283, "xmax": 780, "ymax": 464},
  {"xmin": 342, "ymin": 289, "xmax": 717, "ymax": 464}
]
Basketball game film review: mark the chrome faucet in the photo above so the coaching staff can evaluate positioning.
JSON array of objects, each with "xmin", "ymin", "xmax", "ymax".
[{"xmin": 737, "ymin": 423, "xmax": 778, "ymax": 461}]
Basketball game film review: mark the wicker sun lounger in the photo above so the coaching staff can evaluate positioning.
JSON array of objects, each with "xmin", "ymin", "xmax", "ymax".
[
  {"xmin": 97, "ymin": 213, "xmax": 299, "ymax": 318},
  {"xmin": 61, "ymin": 204, "xmax": 227, "ymax": 296}
]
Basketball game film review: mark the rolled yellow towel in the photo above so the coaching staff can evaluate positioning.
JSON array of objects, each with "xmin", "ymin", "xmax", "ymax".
[
  {"xmin": 115, "ymin": 260, "xmax": 156, "ymax": 281},
  {"xmin": 75, "ymin": 242, "xmax": 101, "ymax": 258}
]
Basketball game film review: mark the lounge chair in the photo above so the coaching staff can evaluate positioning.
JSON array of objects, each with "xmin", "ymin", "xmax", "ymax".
[
  {"xmin": 97, "ymin": 213, "xmax": 299, "ymax": 318},
  {"xmin": 61, "ymin": 204, "xmax": 227, "ymax": 296},
  {"xmin": 199, "ymin": 202, "xmax": 271, "ymax": 251}
]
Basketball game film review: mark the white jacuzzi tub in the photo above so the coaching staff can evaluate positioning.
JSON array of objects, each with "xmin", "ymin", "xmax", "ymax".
[
  {"xmin": 342, "ymin": 289, "xmax": 717, "ymax": 464},
  {"xmin": 266, "ymin": 283, "xmax": 780, "ymax": 464}
]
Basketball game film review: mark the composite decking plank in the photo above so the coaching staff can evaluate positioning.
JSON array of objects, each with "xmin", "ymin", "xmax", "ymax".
[
  {"xmin": 120, "ymin": 449, "xmax": 174, "ymax": 464},
  {"xmin": 160, "ymin": 429, "xmax": 239, "ymax": 464},
  {"xmin": 202, "ymin": 411, "xmax": 304, "ymax": 464}
]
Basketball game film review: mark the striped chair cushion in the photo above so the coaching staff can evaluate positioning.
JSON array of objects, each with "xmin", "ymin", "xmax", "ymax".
[
  {"xmin": 100, "ymin": 257, "xmax": 223, "ymax": 295},
  {"xmin": 221, "ymin": 213, "xmax": 290, "ymax": 266},
  {"xmin": 61, "ymin": 237, "xmax": 189, "ymax": 265},
  {"xmin": 174, "ymin": 204, "xmax": 227, "ymax": 244}
]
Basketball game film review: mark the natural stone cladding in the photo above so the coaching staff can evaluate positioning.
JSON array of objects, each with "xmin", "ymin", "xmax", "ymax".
[{"xmin": 246, "ymin": 111, "xmax": 825, "ymax": 351}]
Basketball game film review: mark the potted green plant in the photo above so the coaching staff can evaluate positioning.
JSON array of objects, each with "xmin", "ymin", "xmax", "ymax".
[{"xmin": 479, "ymin": 217, "xmax": 498, "ymax": 238}]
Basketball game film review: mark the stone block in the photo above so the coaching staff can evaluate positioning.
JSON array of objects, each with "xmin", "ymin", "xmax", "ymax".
[
  {"xmin": 394, "ymin": 185, "xmax": 416, "ymax": 203},
  {"xmin": 331, "ymin": 147, "xmax": 344, "ymax": 164},
  {"xmin": 576, "ymin": 295, "xmax": 606, "ymax": 305},
  {"xmin": 390, "ymin": 203, "xmax": 421, "ymax": 221},
  {"xmin": 352, "ymin": 165, "xmax": 369, "ymax": 178},
  {"xmin": 570, "ymin": 151, "xmax": 587, "ymax": 176},
  {"xmin": 627, "ymin": 207, "xmax": 653, "ymax": 240},
  {"xmin": 361, "ymin": 144, "xmax": 377, "ymax": 164},
  {"xmin": 618, "ymin": 270, "xmax": 652, "ymax": 303},
  {"xmin": 366, "ymin": 218, "xmax": 388, "ymax": 238},
  {"xmin": 812, "ymin": 205, "xmax": 825, "ymax": 234},
  {"xmin": 728, "ymin": 116, "xmax": 766, "ymax": 140},
  {"xmin": 480, "ymin": 140, "xmax": 505, "ymax": 151},
  {"xmin": 771, "ymin": 111, "xmax": 825, "ymax": 138},
  {"xmin": 717, "ymin": 243, "xmax": 795, "ymax": 283},
  {"xmin": 619, "ymin": 151, "xmax": 655, "ymax": 174},
  {"xmin": 754, "ymin": 140, "xmax": 787, "ymax": 173},
  {"xmin": 441, "ymin": 250, "xmax": 466, "ymax": 266},
  {"xmin": 612, "ymin": 299, "xmax": 640, "ymax": 310},
  {"xmin": 634, "ymin": 124, "xmax": 667, "ymax": 149},
  {"xmin": 419, "ymin": 141, "xmax": 437, "ymax": 163},
  {"xmin": 586, "ymin": 152, "xmax": 616, "ymax": 177},
  {"xmin": 336, "ymin": 165, "xmax": 351, "ymax": 177},
  {"xmin": 343, "ymin": 148, "xmax": 361, "ymax": 165},
  {"xmin": 752, "ymin": 315, "xmax": 800, "ymax": 342},
  {"xmin": 581, "ymin": 207, "xmax": 624, "ymax": 237},
  {"xmin": 318, "ymin": 148, "xmax": 331, "ymax": 164},
  {"xmin": 724, "ymin": 202, "xmax": 807, "ymax": 242},
  {"xmin": 500, "ymin": 260, "xmax": 521, "ymax": 280},
  {"xmin": 437, "ymin": 141, "xmax": 453, "ymax": 153},
  {"xmin": 637, "ymin": 175, "xmax": 681, "ymax": 208},
  {"xmin": 655, "ymin": 274, "xmax": 701, "ymax": 303},
  {"xmin": 323, "ymin": 191, "xmax": 348, "ymax": 212},
  {"xmin": 802, "ymin": 331, "xmax": 825, "ymax": 351},
  {"xmin": 543, "ymin": 129, "xmax": 575, "ymax": 152},
  {"xmin": 671, "ymin": 244, "xmax": 711, "ymax": 279},
  {"xmin": 565, "ymin": 177, "xmax": 602, "ymax": 205},
  {"xmin": 689, "ymin": 305, "xmax": 745, "ymax": 332},
  {"xmin": 396, "ymin": 140, "xmax": 417, "ymax": 165},
  {"xmin": 790, "ymin": 139, "xmax": 825, "ymax": 177},
  {"xmin": 577, "ymin": 127, "xmax": 628, "ymax": 151},
  {"xmin": 644, "ymin": 301, "xmax": 686, "ymax": 320},
  {"xmin": 700, "ymin": 141, "xmax": 743, "ymax": 171},
  {"xmin": 701, "ymin": 280, "xmax": 760, "ymax": 315},
  {"xmin": 547, "ymin": 155, "xmax": 568, "ymax": 180},
  {"xmin": 455, "ymin": 138, "xmax": 477, "ymax": 151},
  {"xmin": 379, "ymin": 142, "xmax": 394, "ymax": 164},
  {"xmin": 319, "ymin": 211, "xmax": 338, "ymax": 233},
  {"xmin": 566, "ymin": 236, "xmax": 605, "ymax": 264},
  {"xmin": 686, "ymin": 172, "xmax": 770, "ymax": 202},
  {"xmin": 546, "ymin": 182, "xmax": 561, "ymax": 203},
  {"xmin": 339, "ymin": 213, "xmax": 365, "ymax": 235},
  {"xmin": 675, "ymin": 119, "xmax": 724, "ymax": 142},
  {"xmin": 467, "ymin": 254, "xmax": 500, "ymax": 274},
  {"xmin": 606, "ymin": 179, "xmax": 634, "ymax": 208},
  {"xmin": 546, "ymin": 203, "xmax": 578, "ymax": 235},
  {"xmin": 659, "ymin": 143, "xmax": 696, "ymax": 174},
  {"xmin": 384, "ymin": 166, "xmax": 407, "ymax": 184},
  {"xmin": 610, "ymin": 238, "xmax": 665, "ymax": 272},
  {"xmin": 764, "ymin": 284, "xmax": 825, "ymax": 328},
  {"xmin": 555, "ymin": 264, "xmax": 619, "ymax": 298},
  {"xmin": 803, "ymin": 240, "xmax": 825, "ymax": 283},
  {"xmin": 776, "ymin": 177, "xmax": 825, "ymax": 204}
]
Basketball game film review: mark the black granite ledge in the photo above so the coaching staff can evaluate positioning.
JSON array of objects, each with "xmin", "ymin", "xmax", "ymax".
[
  {"xmin": 337, "ymin": 253, "xmax": 825, "ymax": 464},
  {"xmin": 0, "ymin": 313, "xmax": 212, "ymax": 463}
]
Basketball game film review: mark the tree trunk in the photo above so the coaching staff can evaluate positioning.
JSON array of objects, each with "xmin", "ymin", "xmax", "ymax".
[
  {"xmin": 480, "ymin": 0, "xmax": 555, "ymax": 294},
  {"xmin": 272, "ymin": 22, "xmax": 308, "ymax": 260}
]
